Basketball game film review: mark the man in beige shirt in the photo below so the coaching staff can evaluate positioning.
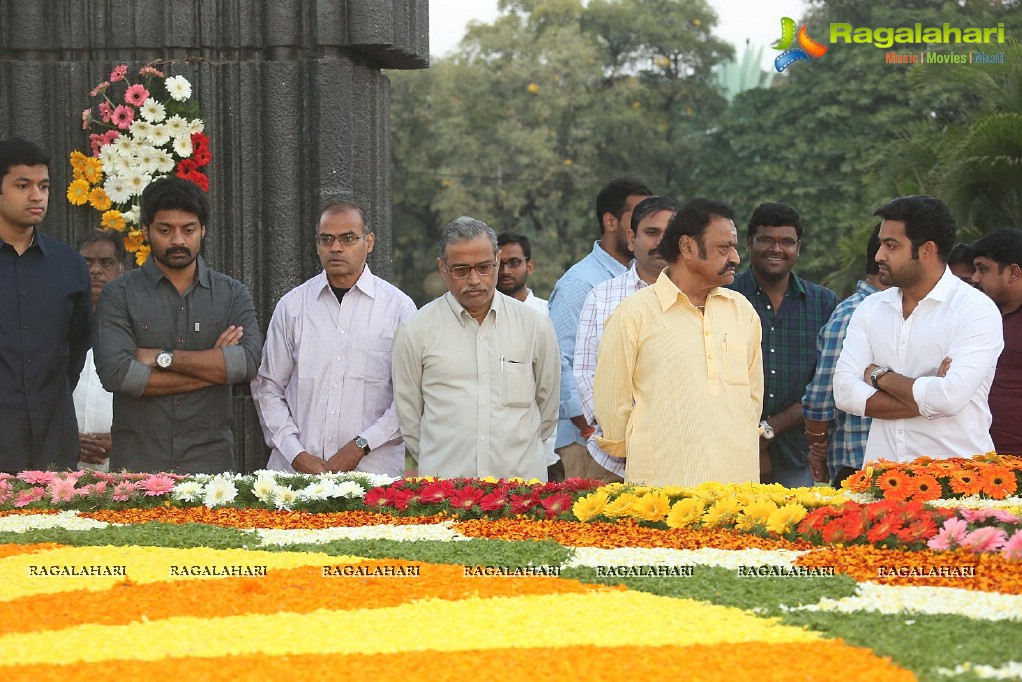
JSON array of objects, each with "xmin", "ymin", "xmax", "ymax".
[
  {"xmin": 595, "ymin": 198, "xmax": 763, "ymax": 486},
  {"xmin": 392, "ymin": 217, "xmax": 560, "ymax": 480}
]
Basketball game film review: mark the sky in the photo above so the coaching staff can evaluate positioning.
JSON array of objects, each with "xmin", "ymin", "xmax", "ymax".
[{"xmin": 429, "ymin": 0, "xmax": 808, "ymax": 70}]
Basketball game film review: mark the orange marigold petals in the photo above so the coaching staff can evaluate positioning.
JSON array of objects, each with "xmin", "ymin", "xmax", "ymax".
[
  {"xmin": 0, "ymin": 641, "xmax": 915, "ymax": 682},
  {"xmin": 0, "ymin": 561, "xmax": 610, "ymax": 637},
  {"xmin": 0, "ymin": 544, "xmax": 65, "ymax": 558},
  {"xmin": 795, "ymin": 545, "xmax": 1022, "ymax": 594},
  {"xmin": 453, "ymin": 518, "xmax": 814, "ymax": 551}
]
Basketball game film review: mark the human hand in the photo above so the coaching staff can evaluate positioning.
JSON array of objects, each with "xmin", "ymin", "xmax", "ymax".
[
  {"xmin": 759, "ymin": 441, "xmax": 773, "ymax": 482},
  {"xmin": 136, "ymin": 348, "xmax": 159, "ymax": 367},
  {"xmin": 325, "ymin": 440, "xmax": 365, "ymax": 473},
  {"xmin": 809, "ymin": 444, "xmax": 829, "ymax": 483},
  {"xmin": 79, "ymin": 432, "xmax": 111, "ymax": 464},
  {"xmin": 292, "ymin": 451, "xmax": 329, "ymax": 474},
  {"xmin": 937, "ymin": 356, "xmax": 952, "ymax": 377},
  {"xmin": 214, "ymin": 325, "xmax": 244, "ymax": 348}
]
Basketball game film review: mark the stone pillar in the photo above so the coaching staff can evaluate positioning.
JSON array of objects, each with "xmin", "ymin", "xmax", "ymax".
[{"xmin": 0, "ymin": 0, "xmax": 428, "ymax": 472}]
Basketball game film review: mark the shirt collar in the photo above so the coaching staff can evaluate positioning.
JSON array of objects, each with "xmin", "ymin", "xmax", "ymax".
[
  {"xmin": 443, "ymin": 289, "xmax": 500, "ymax": 326},
  {"xmin": 0, "ymin": 228, "xmax": 44, "ymax": 254},
  {"xmin": 855, "ymin": 279, "xmax": 879, "ymax": 297},
  {"xmin": 141, "ymin": 253, "xmax": 211, "ymax": 288},
  {"xmin": 652, "ymin": 269, "xmax": 718, "ymax": 312},
  {"xmin": 317, "ymin": 263, "xmax": 377, "ymax": 299},
  {"xmin": 592, "ymin": 240, "xmax": 630, "ymax": 276}
]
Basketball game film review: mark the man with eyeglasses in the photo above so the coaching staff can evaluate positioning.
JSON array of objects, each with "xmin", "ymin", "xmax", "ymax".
[
  {"xmin": 393, "ymin": 217, "xmax": 559, "ymax": 480},
  {"xmin": 729, "ymin": 202, "xmax": 838, "ymax": 487},
  {"xmin": 252, "ymin": 201, "xmax": 416, "ymax": 476},
  {"xmin": 496, "ymin": 231, "xmax": 561, "ymax": 480}
]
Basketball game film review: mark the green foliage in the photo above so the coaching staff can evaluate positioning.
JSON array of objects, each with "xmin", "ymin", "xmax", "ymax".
[
  {"xmin": 262, "ymin": 537, "xmax": 573, "ymax": 567},
  {"xmin": 0, "ymin": 523, "xmax": 253, "ymax": 549}
]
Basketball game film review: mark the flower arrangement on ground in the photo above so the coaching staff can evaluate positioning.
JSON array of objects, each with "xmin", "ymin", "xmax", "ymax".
[{"xmin": 68, "ymin": 62, "xmax": 211, "ymax": 265}]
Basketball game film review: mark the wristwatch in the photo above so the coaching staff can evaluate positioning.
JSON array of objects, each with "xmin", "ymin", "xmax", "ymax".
[
  {"xmin": 870, "ymin": 365, "xmax": 892, "ymax": 389},
  {"xmin": 155, "ymin": 350, "xmax": 174, "ymax": 369},
  {"xmin": 760, "ymin": 420, "xmax": 775, "ymax": 441},
  {"xmin": 354, "ymin": 436, "xmax": 370, "ymax": 455}
]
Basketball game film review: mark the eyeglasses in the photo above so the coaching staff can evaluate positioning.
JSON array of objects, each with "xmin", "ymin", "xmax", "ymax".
[
  {"xmin": 316, "ymin": 232, "xmax": 370, "ymax": 247},
  {"xmin": 499, "ymin": 257, "xmax": 527, "ymax": 270},
  {"xmin": 753, "ymin": 236, "xmax": 799, "ymax": 249},
  {"xmin": 445, "ymin": 261, "xmax": 498, "ymax": 279}
]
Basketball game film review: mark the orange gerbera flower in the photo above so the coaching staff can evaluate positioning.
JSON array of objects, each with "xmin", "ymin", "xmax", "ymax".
[
  {"xmin": 978, "ymin": 465, "xmax": 1019, "ymax": 500},
  {"xmin": 948, "ymin": 469, "xmax": 983, "ymax": 497},
  {"xmin": 904, "ymin": 473, "xmax": 943, "ymax": 502},
  {"xmin": 841, "ymin": 469, "xmax": 871, "ymax": 493},
  {"xmin": 876, "ymin": 470, "xmax": 912, "ymax": 501}
]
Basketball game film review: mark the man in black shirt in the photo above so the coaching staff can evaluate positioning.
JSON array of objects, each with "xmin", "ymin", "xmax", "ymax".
[{"xmin": 0, "ymin": 137, "xmax": 91, "ymax": 473}]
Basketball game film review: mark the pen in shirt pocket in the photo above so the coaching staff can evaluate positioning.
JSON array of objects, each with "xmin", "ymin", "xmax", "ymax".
[{"xmin": 723, "ymin": 332, "xmax": 728, "ymax": 350}]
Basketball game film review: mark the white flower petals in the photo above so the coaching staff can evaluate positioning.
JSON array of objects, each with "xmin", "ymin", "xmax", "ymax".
[
  {"xmin": 0, "ymin": 511, "xmax": 110, "ymax": 533},
  {"xmin": 937, "ymin": 661, "xmax": 1022, "ymax": 679},
  {"xmin": 796, "ymin": 582, "xmax": 1022, "ymax": 621},
  {"xmin": 254, "ymin": 521, "xmax": 468, "ymax": 546},
  {"xmin": 565, "ymin": 546, "xmax": 808, "ymax": 570}
]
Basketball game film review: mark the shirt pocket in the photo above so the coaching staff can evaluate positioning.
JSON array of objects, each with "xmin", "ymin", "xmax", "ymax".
[
  {"xmin": 721, "ymin": 341, "xmax": 751, "ymax": 387},
  {"xmin": 350, "ymin": 336, "xmax": 393, "ymax": 383},
  {"xmin": 500, "ymin": 359, "xmax": 535, "ymax": 408}
]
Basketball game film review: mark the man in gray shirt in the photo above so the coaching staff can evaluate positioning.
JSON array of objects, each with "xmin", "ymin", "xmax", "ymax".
[{"xmin": 94, "ymin": 177, "xmax": 262, "ymax": 473}]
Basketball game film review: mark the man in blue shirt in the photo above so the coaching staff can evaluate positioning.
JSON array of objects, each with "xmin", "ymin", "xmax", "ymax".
[
  {"xmin": 729, "ymin": 202, "xmax": 838, "ymax": 487},
  {"xmin": 802, "ymin": 225, "xmax": 886, "ymax": 487},
  {"xmin": 0, "ymin": 137, "xmax": 91, "ymax": 473},
  {"xmin": 547, "ymin": 177, "xmax": 651, "ymax": 479}
]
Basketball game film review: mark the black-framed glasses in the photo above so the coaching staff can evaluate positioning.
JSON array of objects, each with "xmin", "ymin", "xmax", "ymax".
[
  {"xmin": 499, "ymin": 257, "xmax": 527, "ymax": 270},
  {"xmin": 317, "ymin": 232, "xmax": 371, "ymax": 247},
  {"xmin": 445, "ymin": 260, "xmax": 498, "ymax": 279},
  {"xmin": 753, "ymin": 236, "xmax": 799, "ymax": 249}
]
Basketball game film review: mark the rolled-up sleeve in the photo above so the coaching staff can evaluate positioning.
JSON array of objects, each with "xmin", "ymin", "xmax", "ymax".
[
  {"xmin": 911, "ymin": 304, "xmax": 1003, "ymax": 418},
  {"xmin": 833, "ymin": 305, "xmax": 876, "ymax": 417},
  {"xmin": 223, "ymin": 281, "xmax": 262, "ymax": 384},
  {"xmin": 94, "ymin": 280, "xmax": 151, "ymax": 398}
]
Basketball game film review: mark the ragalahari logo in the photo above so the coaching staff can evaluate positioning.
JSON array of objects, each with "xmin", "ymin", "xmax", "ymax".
[{"xmin": 772, "ymin": 17, "xmax": 828, "ymax": 72}]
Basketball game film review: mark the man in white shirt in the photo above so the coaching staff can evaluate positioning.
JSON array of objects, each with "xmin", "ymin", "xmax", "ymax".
[
  {"xmin": 834, "ymin": 195, "xmax": 1003, "ymax": 463},
  {"xmin": 393, "ymin": 217, "xmax": 560, "ymax": 480},
  {"xmin": 496, "ymin": 230, "xmax": 560, "ymax": 480},
  {"xmin": 252, "ymin": 201, "xmax": 416, "ymax": 476},
  {"xmin": 574, "ymin": 195, "xmax": 677, "ymax": 482},
  {"xmin": 74, "ymin": 230, "xmax": 126, "ymax": 471}
]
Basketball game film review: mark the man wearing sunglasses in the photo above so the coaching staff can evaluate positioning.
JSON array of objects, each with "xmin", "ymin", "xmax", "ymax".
[
  {"xmin": 252, "ymin": 201, "xmax": 416, "ymax": 476},
  {"xmin": 393, "ymin": 217, "xmax": 559, "ymax": 480},
  {"xmin": 729, "ymin": 202, "xmax": 838, "ymax": 488}
]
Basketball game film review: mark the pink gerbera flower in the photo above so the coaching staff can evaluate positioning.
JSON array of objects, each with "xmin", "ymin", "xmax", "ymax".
[
  {"xmin": 89, "ymin": 80, "xmax": 110, "ymax": 97},
  {"xmin": 13, "ymin": 487, "xmax": 46, "ymax": 508},
  {"xmin": 139, "ymin": 474, "xmax": 176, "ymax": 497},
  {"xmin": 17, "ymin": 471, "xmax": 56, "ymax": 485},
  {"xmin": 98, "ymin": 100, "xmax": 113, "ymax": 123},
  {"xmin": 124, "ymin": 84, "xmax": 149, "ymax": 106},
  {"xmin": 112, "ymin": 481, "xmax": 138, "ymax": 502},
  {"xmin": 110, "ymin": 64, "xmax": 128, "ymax": 82},
  {"xmin": 111, "ymin": 105, "xmax": 134, "ymax": 130},
  {"xmin": 926, "ymin": 517, "xmax": 969, "ymax": 551},
  {"xmin": 46, "ymin": 476, "xmax": 78, "ymax": 504},
  {"xmin": 961, "ymin": 526, "xmax": 1008, "ymax": 553},
  {"xmin": 1003, "ymin": 529, "xmax": 1022, "ymax": 560},
  {"xmin": 92, "ymin": 481, "xmax": 109, "ymax": 495}
]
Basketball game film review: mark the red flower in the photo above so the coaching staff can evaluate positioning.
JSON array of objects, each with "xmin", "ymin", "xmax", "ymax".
[
  {"xmin": 841, "ymin": 509, "xmax": 866, "ymax": 541},
  {"xmin": 895, "ymin": 515, "xmax": 939, "ymax": 545},
  {"xmin": 478, "ymin": 490, "xmax": 509, "ymax": 513},
  {"xmin": 187, "ymin": 171, "xmax": 209, "ymax": 192},
  {"xmin": 820, "ymin": 519, "xmax": 850, "ymax": 544},
  {"xmin": 510, "ymin": 493, "xmax": 537, "ymax": 515},
  {"xmin": 417, "ymin": 480, "xmax": 454, "ymax": 505},
  {"xmin": 865, "ymin": 515, "xmax": 904, "ymax": 545},
  {"xmin": 363, "ymin": 486, "xmax": 399, "ymax": 509},
  {"xmin": 449, "ymin": 487, "xmax": 485, "ymax": 511},
  {"xmin": 176, "ymin": 159, "xmax": 198, "ymax": 177},
  {"xmin": 539, "ymin": 492, "xmax": 574, "ymax": 519},
  {"xmin": 798, "ymin": 506, "xmax": 835, "ymax": 534},
  {"xmin": 193, "ymin": 147, "xmax": 212, "ymax": 166}
]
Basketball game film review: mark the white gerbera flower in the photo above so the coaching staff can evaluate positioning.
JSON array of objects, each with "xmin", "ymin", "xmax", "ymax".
[
  {"xmin": 140, "ymin": 98, "xmax": 167, "ymax": 122},
  {"xmin": 148, "ymin": 123, "xmax": 171, "ymax": 147},
  {"xmin": 252, "ymin": 474, "xmax": 277, "ymax": 504},
  {"xmin": 334, "ymin": 481, "xmax": 367, "ymax": 499},
  {"xmin": 165, "ymin": 115, "xmax": 188, "ymax": 139},
  {"xmin": 298, "ymin": 480, "xmax": 336, "ymax": 501},
  {"xmin": 202, "ymin": 477, "xmax": 238, "ymax": 507},
  {"xmin": 165, "ymin": 74, "xmax": 192, "ymax": 101},
  {"xmin": 103, "ymin": 175, "xmax": 132, "ymax": 203},
  {"xmin": 173, "ymin": 134, "xmax": 193, "ymax": 158},
  {"xmin": 172, "ymin": 481, "xmax": 203, "ymax": 502},
  {"xmin": 271, "ymin": 485, "xmax": 299, "ymax": 511},
  {"xmin": 122, "ymin": 204, "xmax": 141, "ymax": 227},
  {"xmin": 129, "ymin": 120, "xmax": 153, "ymax": 139},
  {"xmin": 124, "ymin": 168, "xmax": 153, "ymax": 197},
  {"xmin": 133, "ymin": 145, "xmax": 161, "ymax": 175},
  {"xmin": 151, "ymin": 148, "xmax": 175, "ymax": 174},
  {"xmin": 188, "ymin": 118, "xmax": 205, "ymax": 134}
]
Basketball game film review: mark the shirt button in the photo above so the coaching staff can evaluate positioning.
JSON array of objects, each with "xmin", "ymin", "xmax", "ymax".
[
  {"xmin": 769, "ymin": 393, "xmax": 774, "ymax": 398},
  {"xmin": 19, "ymin": 291, "xmax": 26, "ymax": 295},
  {"xmin": 330, "ymin": 410, "xmax": 336, "ymax": 415},
  {"xmin": 771, "ymin": 370, "xmax": 776, "ymax": 374},
  {"xmin": 770, "ymin": 349, "xmax": 775, "ymax": 353},
  {"xmin": 707, "ymin": 354, "xmax": 714, "ymax": 360},
  {"xmin": 22, "ymin": 325, "xmax": 28, "ymax": 329},
  {"xmin": 340, "ymin": 330, "xmax": 345, "ymax": 335},
  {"xmin": 336, "ymin": 357, "xmax": 342, "ymax": 362},
  {"xmin": 177, "ymin": 338, "xmax": 184, "ymax": 343},
  {"xmin": 481, "ymin": 402, "xmax": 486, "ymax": 407},
  {"xmin": 332, "ymin": 385, "xmax": 339, "ymax": 389},
  {"xmin": 175, "ymin": 400, "xmax": 181, "ymax": 406},
  {"xmin": 480, "ymin": 436, "xmax": 485, "ymax": 441}
]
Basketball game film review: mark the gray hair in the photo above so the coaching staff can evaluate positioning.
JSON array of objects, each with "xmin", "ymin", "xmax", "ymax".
[{"xmin": 438, "ymin": 216, "xmax": 498, "ymax": 260}]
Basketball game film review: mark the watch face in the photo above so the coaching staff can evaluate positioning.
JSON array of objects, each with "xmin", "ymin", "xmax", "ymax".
[
  {"xmin": 355, "ymin": 437, "xmax": 368, "ymax": 448},
  {"xmin": 156, "ymin": 352, "xmax": 172, "ymax": 368}
]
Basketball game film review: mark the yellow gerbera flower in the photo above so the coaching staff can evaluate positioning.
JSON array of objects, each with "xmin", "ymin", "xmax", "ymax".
[
  {"xmin": 123, "ymin": 229, "xmax": 145, "ymax": 252},
  {"xmin": 134, "ymin": 243, "xmax": 151, "ymax": 266},
  {"xmin": 702, "ymin": 497, "xmax": 743, "ymax": 529},
  {"xmin": 69, "ymin": 150, "xmax": 88, "ymax": 179},
  {"xmin": 66, "ymin": 179, "xmax": 90, "ymax": 206},
  {"xmin": 603, "ymin": 493, "xmax": 639, "ymax": 518},
  {"xmin": 739, "ymin": 497, "xmax": 778, "ymax": 528},
  {"xmin": 665, "ymin": 498, "xmax": 704, "ymax": 529},
  {"xmin": 101, "ymin": 210, "xmax": 126, "ymax": 231},
  {"xmin": 765, "ymin": 502, "xmax": 809, "ymax": 535},
  {"xmin": 632, "ymin": 491, "xmax": 672, "ymax": 522},
  {"xmin": 572, "ymin": 491, "xmax": 609, "ymax": 523},
  {"xmin": 82, "ymin": 156, "xmax": 103, "ymax": 185},
  {"xmin": 88, "ymin": 187, "xmax": 112, "ymax": 212}
]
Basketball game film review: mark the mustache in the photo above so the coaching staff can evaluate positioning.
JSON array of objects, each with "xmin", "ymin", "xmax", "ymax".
[
  {"xmin": 719, "ymin": 263, "xmax": 738, "ymax": 276},
  {"xmin": 166, "ymin": 247, "xmax": 191, "ymax": 257}
]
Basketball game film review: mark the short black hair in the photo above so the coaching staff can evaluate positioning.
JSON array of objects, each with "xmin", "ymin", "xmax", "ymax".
[
  {"xmin": 594, "ymin": 177, "xmax": 652, "ymax": 235},
  {"xmin": 320, "ymin": 200, "xmax": 369, "ymax": 232},
  {"xmin": 865, "ymin": 223, "xmax": 882, "ymax": 275},
  {"xmin": 140, "ymin": 176, "xmax": 209, "ymax": 228},
  {"xmin": 947, "ymin": 243, "xmax": 975, "ymax": 270},
  {"xmin": 873, "ymin": 195, "xmax": 956, "ymax": 262},
  {"xmin": 970, "ymin": 229, "xmax": 1022, "ymax": 270},
  {"xmin": 747, "ymin": 202, "xmax": 803, "ymax": 240},
  {"xmin": 630, "ymin": 196, "xmax": 680, "ymax": 233},
  {"xmin": 78, "ymin": 229, "xmax": 127, "ymax": 264},
  {"xmin": 496, "ymin": 231, "xmax": 532, "ymax": 260},
  {"xmin": 0, "ymin": 137, "xmax": 49, "ymax": 188},
  {"xmin": 659, "ymin": 198, "xmax": 735, "ymax": 262}
]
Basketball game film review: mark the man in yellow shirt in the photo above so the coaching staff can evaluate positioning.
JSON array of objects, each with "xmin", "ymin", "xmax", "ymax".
[{"xmin": 594, "ymin": 198, "xmax": 764, "ymax": 486}]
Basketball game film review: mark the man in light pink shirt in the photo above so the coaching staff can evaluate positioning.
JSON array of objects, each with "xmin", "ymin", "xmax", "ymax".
[{"xmin": 252, "ymin": 201, "xmax": 417, "ymax": 476}]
